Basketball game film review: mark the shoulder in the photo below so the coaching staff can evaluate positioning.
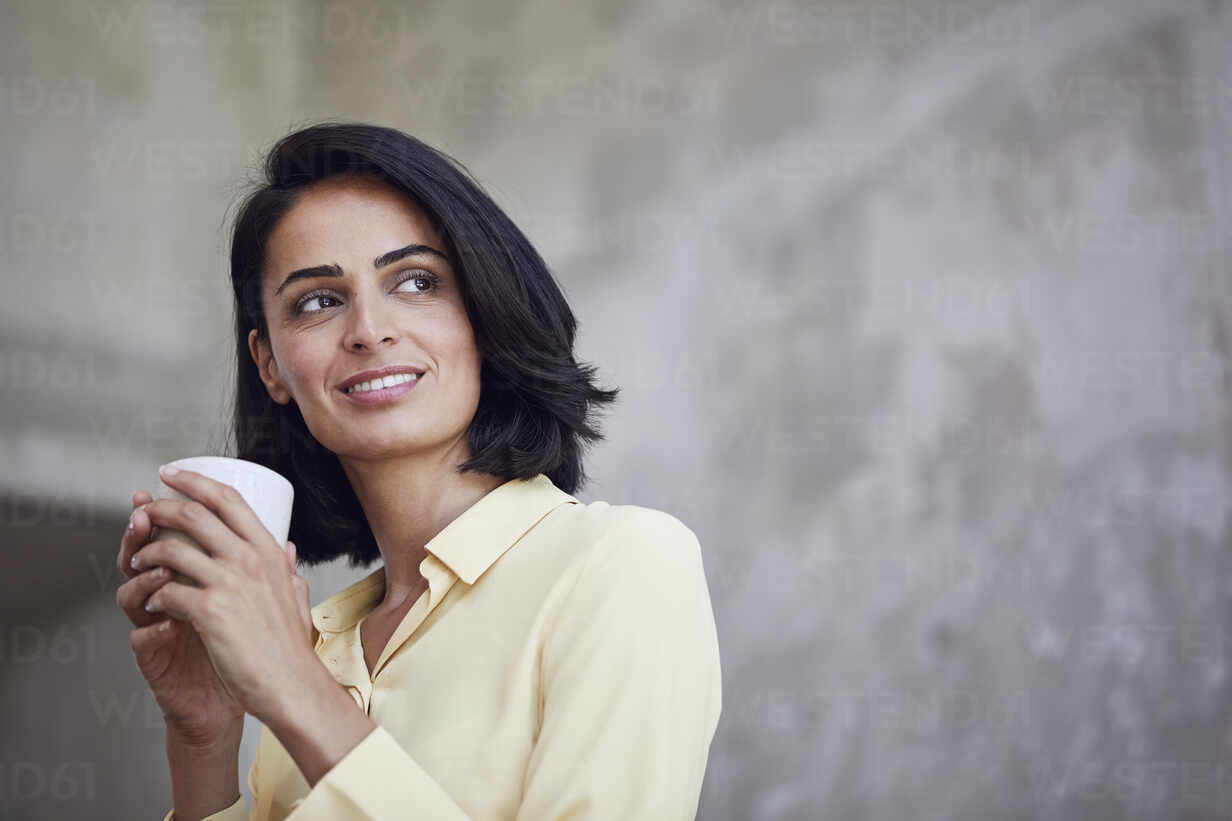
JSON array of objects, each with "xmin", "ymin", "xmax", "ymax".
[
  {"xmin": 538, "ymin": 501, "xmax": 721, "ymax": 681},
  {"xmin": 556, "ymin": 500, "xmax": 705, "ymax": 581},
  {"xmin": 543, "ymin": 501, "xmax": 712, "ymax": 625}
]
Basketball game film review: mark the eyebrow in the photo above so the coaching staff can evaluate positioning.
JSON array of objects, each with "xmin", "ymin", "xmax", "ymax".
[{"xmin": 273, "ymin": 243, "xmax": 450, "ymax": 296}]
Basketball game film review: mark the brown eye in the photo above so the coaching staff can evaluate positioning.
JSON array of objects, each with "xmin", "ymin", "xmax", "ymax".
[
  {"xmin": 294, "ymin": 290, "xmax": 341, "ymax": 315},
  {"xmin": 395, "ymin": 270, "xmax": 440, "ymax": 294}
]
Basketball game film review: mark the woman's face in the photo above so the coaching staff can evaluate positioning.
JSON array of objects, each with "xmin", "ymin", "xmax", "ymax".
[{"xmin": 248, "ymin": 174, "xmax": 482, "ymax": 464}]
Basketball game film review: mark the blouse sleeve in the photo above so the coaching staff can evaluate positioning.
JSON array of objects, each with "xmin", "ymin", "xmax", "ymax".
[
  {"xmin": 162, "ymin": 740, "xmax": 261, "ymax": 821},
  {"xmin": 513, "ymin": 508, "xmax": 724, "ymax": 820},
  {"xmin": 165, "ymin": 706, "xmax": 473, "ymax": 819},
  {"xmin": 283, "ymin": 725, "xmax": 472, "ymax": 819}
]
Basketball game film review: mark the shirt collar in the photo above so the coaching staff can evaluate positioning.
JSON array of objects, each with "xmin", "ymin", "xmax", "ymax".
[{"xmin": 310, "ymin": 473, "xmax": 578, "ymax": 634}]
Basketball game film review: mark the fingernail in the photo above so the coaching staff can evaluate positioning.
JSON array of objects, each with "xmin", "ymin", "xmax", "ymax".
[
  {"xmin": 159, "ymin": 621, "xmax": 170, "ymax": 632},
  {"xmin": 159, "ymin": 464, "xmax": 179, "ymax": 478},
  {"xmin": 131, "ymin": 555, "xmax": 142, "ymax": 570}
]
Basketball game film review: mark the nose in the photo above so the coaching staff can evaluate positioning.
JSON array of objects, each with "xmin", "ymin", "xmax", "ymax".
[{"xmin": 340, "ymin": 287, "xmax": 398, "ymax": 351}]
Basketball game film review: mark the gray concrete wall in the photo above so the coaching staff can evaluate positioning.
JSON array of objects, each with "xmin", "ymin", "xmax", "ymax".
[{"xmin": 2, "ymin": 0, "xmax": 1230, "ymax": 818}]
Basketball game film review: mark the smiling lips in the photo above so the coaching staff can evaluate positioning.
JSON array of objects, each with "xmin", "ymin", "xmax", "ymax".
[
  {"xmin": 343, "ymin": 372, "xmax": 420, "ymax": 394},
  {"xmin": 341, "ymin": 372, "xmax": 422, "ymax": 405}
]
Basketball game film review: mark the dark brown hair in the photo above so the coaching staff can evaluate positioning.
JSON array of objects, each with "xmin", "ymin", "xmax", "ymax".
[{"xmin": 223, "ymin": 120, "xmax": 618, "ymax": 568}]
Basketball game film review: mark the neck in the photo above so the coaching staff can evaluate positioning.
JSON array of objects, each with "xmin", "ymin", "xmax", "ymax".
[{"xmin": 339, "ymin": 446, "xmax": 504, "ymax": 608}]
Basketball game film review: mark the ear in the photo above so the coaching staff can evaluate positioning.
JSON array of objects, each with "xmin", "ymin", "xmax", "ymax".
[{"xmin": 248, "ymin": 328, "xmax": 293, "ymax": 405}]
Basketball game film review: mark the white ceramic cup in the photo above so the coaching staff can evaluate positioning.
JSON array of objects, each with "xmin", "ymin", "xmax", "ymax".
[{"xmin": 151, "ymin": 456, "xmax": 294, "ymax": 588}]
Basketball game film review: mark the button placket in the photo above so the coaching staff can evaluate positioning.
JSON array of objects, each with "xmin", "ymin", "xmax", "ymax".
[{"xmin": 368, "ymin": 562, "xmax": 456, "ymax": 681}]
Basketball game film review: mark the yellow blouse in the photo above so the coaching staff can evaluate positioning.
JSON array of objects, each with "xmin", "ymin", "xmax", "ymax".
[{"xmin": 163, "ymin": 473, "xmax": 722, "ymax": 820}]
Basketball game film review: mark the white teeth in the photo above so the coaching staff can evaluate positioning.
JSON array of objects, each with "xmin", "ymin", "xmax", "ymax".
[{"xmin": 346, "ymin": 372, "xmax": 419, "ymax": 394}]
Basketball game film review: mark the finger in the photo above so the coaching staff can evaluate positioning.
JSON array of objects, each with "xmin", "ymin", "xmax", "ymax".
[
  {"xmin": 116, "ymin": 566, "xmax": 173, "ymax": 624},
  {"xmin": 131, "ymin": 538, "xmax": 223, "ymax": 589},
  {"xmin": 284, "ymin": 540, "xmax": 312, "ymax": 640},
  {"xmin": 291, "ymin": 575, "xmax": 310, "ymax": 615},
  {"xmin": 156, "ymin": 467, "xmax": 278, "ymax": 558},
  {"xmin": 143, "ymin": 580, "xmax": 204, "ymax": 626},
  {"xmin": 132, "ymin": 490, "xmax": 153, "ymax": 508},
  {"xmin": 130, "ymin": 618, "xmax": 176, "ymax": 655},
  {"xmin": 118, "ymin": 502, "xmax": 156, "ymax": 580},
  {"xmin": 141, "ymin": 497, "xmax": 246, "ymax": 564},
  {"xmin": 291, "ymin": 574, "xmax": 315, "ymax": 645},
  {"xmin": 291, "ymin": 572, "xmax": 310, "ymax": 609},
  {"xmin": 285, "ymin": 542, "xmax": 308, "ymax": 611}
]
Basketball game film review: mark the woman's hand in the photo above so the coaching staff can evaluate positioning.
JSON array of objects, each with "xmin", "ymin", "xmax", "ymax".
[
  {"xmin": 115, "ymin": 489, "xmax": 245, "ymax": 748},
  {"xmin": 130, "ymin": 466, "xmax": 317, "ymax": 727}
]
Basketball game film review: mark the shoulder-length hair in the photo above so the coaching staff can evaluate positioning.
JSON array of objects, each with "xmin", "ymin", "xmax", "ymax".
[{"xmin": 223, "ymin": 120, "xmax": 618, "ymax": 568}]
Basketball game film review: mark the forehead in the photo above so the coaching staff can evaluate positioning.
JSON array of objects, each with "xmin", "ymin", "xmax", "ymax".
[{"xmin": 264, "ymin": 175, "xmax": 444, "ymax": 271}]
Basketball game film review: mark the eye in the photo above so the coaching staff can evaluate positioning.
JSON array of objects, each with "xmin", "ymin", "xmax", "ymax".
[
  {"xmin": 293, "ymin": 289, "xmax": 341, "ymax": 315},
  {"xmin": 395, "ymin": 270, "xmax": 440, "ymax": 294}
]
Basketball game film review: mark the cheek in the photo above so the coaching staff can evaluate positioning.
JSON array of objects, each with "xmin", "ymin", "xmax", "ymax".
[
  {"xmin": 434, "ymin": 325, "xmax": 483, "ymax": 403},
  {"xmin": 431, "ymin": 307, "xmax": 482, "ymax": 373},
  {"xmin": 451, "ymin": 327, "xmax": 483, "ymax": 381},
  {"xmin": 275, "ymin": 340, "xmax": 330, "ymax": 394}
]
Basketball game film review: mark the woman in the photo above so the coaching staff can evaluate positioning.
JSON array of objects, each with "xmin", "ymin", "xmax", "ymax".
[{"xmin": 113, "ymin": 122, "xmax": 722, "ymax": 820}]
